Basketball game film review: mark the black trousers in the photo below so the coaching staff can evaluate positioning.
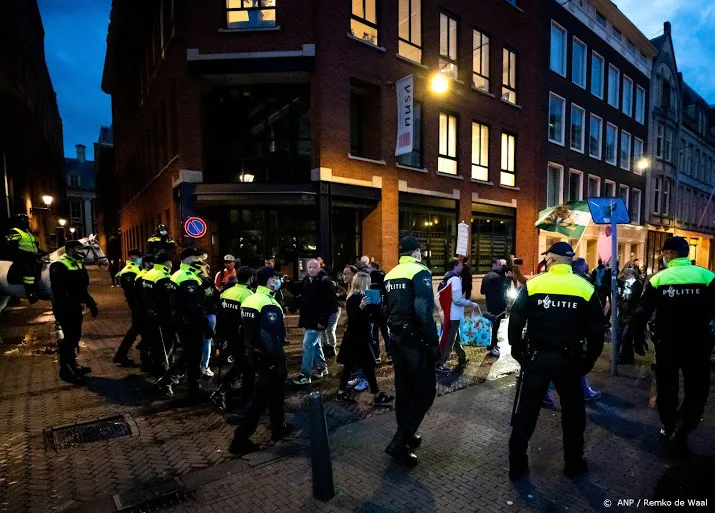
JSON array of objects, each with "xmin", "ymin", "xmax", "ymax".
[
  {"xmin": 144, "ymin": 317, "xmax": 175, "ymax": 375},
  {"xmin": 489, "ymin": 315, "xmax": 502, "ymax": 350},
  {"xmin": 221, "ymin": 335, "xmax": 255, "ymax": 398},
  {"xmin": 654, "ymin": 339, "xmax": 712, "ymax": 432},
  {"xmin": 233, "ymin": 367, "xmax": 286, "ymax": 440},
  {"xmin": 391, "ymin": 339, "xmax": 436, "ymax": 437},
  {"xmin": 509, "ymin": 351, "xmax": 585, "ymax": 463},
  {"xmin": 372, "ymin": 319, "xmax": 392, "ymax": 356},
  {"xmin": 116, "ymin": 307, "xmax": 141, "ymax": 360},
  {"xmin": 166, "ymin": 325, "xmax": 202, "ymax": 389},
  {"xmin": 54, "ymin": 304, "xmax": 83, "ymax": 368}
]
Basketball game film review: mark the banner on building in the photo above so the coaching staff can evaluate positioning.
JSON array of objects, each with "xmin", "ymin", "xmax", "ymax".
[
  {"xmin": 535, "ymin": 201, "xmax": 592, "ymax": 240},
  {"xmin": 456, "ymin": 222, "xmax": 469, "ymax": 256},
  {"xmin": 395, "ymin": 75, "xmax": 414, "ymax": 157}
]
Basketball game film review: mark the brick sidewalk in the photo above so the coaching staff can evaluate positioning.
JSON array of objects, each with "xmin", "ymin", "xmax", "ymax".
[{"xmin": 0, "ymin": 270, "xmax": 500, "ymax": 513}]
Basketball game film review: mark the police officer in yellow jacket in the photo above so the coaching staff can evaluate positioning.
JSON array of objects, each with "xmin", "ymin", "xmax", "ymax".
[
  {"xmin": 626, "ymin": 236, "xmax": 715, "ymax": 449},
  {"xmin": 210, "ymin": 266, "xmax": 256, "ymax": 411},
  {"xmin": 157, "ymin": 247, "xmax": 212, "ymax": 398},
  {"xmin": 5, "ymin": 214, "xmax": 41, "ymax": 303},
  {"xmin": 229, "ymin": 266, "xmax": 293, "ymax": 455},
  {"xmin": 113, "ymin": 249, "xmax": 143, "ymax": 366},
  {"xmin": 133, "ymin": 254, "xmax": 155, "ymax": 370},
  {"xmin": 383, "ymin": 236, "xmax": 440, "ymax": 466},
  {"xmin": 146, "ymin": 224, "xmax": 176, "ymax": 257},
  {"xmin": 50, "ymin": 241, "xmax": 99, "ymax": 383},
  {"xmin": 508, "ymin": 242, "xmax": 604, "ymax": 480},
  {"xmin": 142, "ymin": 251, "xmax": 175, "ymax": 377}
]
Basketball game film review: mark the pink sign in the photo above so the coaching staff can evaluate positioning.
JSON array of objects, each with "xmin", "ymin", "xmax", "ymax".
[{"xmin": 597, "ymin": 229, "xmax": 612, "ymax": 263}]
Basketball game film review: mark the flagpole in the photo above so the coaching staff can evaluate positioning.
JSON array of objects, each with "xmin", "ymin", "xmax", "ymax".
[
  {"xmin": 573, "ymin": 221, "xmax": 589, "ymax": 252},
  {"xmin": 696, "ymin": 183, "xmax": 715, "ymax": 228}
]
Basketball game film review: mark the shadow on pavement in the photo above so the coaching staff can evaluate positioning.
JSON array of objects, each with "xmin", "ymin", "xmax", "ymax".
[{"xmin": 84, "ymin": 374, "xmax": 147, "ymax": 407}]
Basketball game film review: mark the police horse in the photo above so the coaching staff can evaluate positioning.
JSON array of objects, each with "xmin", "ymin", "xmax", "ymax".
[{"xmin": 0, "ymin": 234, "xmax": 107, "ymax": 323}]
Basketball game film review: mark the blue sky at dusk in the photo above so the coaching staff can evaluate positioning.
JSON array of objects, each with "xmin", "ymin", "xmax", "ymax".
[{"xmin": 37, "ymin": 0, "xmax": 715, "ymax": 161}]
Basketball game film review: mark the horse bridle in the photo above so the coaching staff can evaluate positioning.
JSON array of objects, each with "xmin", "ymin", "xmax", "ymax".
[{"xmin": 85, "ymin": 245, "xmax": 108, "ymax": 266}]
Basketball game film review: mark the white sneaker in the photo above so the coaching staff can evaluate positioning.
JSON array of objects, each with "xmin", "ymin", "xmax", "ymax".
[
  {"xmin": 203, "ymin": 368, "xmax": 215, "ymax": 377},
  {"xmin": 293, "ymin": 374, "xmax": 312, "ymax": 385},
  {"xmin": 313, "ymin": 368, "xmax": 329, "ymax": 379},
  {"xmin": 347, "ymin": 377, "xmax": 360, "ymax": 387},
  {"xmin": 488, "ymin": 347, "xmax": 501, "ymax": 357},
  {"xmin": 355, "ymin": 379, "xmax": 369, "ymax": 391}
]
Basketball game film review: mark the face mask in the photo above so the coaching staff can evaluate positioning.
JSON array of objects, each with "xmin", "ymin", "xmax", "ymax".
[
  {"xmin": 135, "ymin": 257, "xmax": 143, "ymax": 266},
  {"xmin": 414, "ymin": 251, "xmax": 422, "ymax": 262},
  {"xmin": 160, "ymin": 231, "xmax": 168, "ymax": 236},
  {"xmin": 273, "ymin": 280, "xmax": 282, "ymax": 291}
]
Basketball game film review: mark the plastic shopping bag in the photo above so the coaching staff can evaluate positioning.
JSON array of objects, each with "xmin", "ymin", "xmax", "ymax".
[{"xmin": 460, "ymin": 305, "xmax": 492, "ymax": 347}]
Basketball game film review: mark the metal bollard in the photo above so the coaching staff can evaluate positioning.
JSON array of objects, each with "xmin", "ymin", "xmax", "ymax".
[{"xmin": 308, "ymin": 391, "xmax": 335, "ymax": 501}]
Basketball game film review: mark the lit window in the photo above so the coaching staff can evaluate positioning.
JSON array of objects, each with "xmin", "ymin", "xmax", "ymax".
[
  {"xmin": 439, "ymin": 13, "xmax": 458, "ymax": 79},
  {"xmin": 473, "ymin": 30, "xmax": 490, "ymax": 92},
  {"xmin": 501, "ymin": 132, "xmax": 516, "ymax": 186},
  {"xmin": 438, "ymin": 112, "xmax": 458, "ymax": 175},
  {"xmin": 572, "ymin": 38, "xmax": 587, "ymax": 88},
  {"xmin": 226, "ymin": 0, "xmax": 277, "ymax": 30},
  {"xmin": 550, "ymin": 21, "xmax": 567, "ymax": 76},
  {"xmin": 502, "ymin": 48, "xmax": 517, "ymax": 104},
  {"xmin": 608, "ymin": 64, "xmax": 620, "ymax": 108},
  {"xmin": 398, "ymin": 0, "xmax": 422, "ymax": 63},
  {"xmin": 471, "ymin": 122, "xmax": 489, "ymax": 181},
  {"xmin": 548, "ymin": 92, "xmax": 566, "ymax": 145},
  {"xmin": 568, "ymin": 170, "xmax": 583, "ymax": 201},
  {"xmin": 622, "ymin": 75, "xmax": 633, "ymax": 116},
  {"xmin": 590, "ymin": 52, "xmax": 604, "ymax": 99},
  {"xmin": 589, "ymin": 114, "xmax": 603, "ymax": 159},
  {"xmin": 570, "ymin": 104, "xmax": 585, "ymax": 153},
  {"xmin": 587, "ymin": 175, "xmax": 601, "ymax": 198},
  {"xmin": 606, "ymin": 123, "xmax": 617, "ymax": 165},
  {"xmin": 547, "ymin": 163, "xmax": 564, "ymax": 207},
  {"xmin": 635, "ymin": 85, "xmax": 645, "ymax": 124},
  {"xmin": 620, "ymin": 130, "xmax": 631, "ymax": 171},
  {"xmin": 351, "ymin": 0, "xmax": 378, "ymax": 45}
]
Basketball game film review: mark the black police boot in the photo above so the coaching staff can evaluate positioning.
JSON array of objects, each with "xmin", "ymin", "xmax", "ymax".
[
  {"xmin": 210, "ymin": 386, "xmax": 228, "ymax": 411},
  {"xmin": 25, "ymin": 284, "xmax": 39, "ymax": 304},
  {"xmin": 668, "ymin": 421, "xmax": 691, "ymax": 454},
  {"xmin": 271, "ymin": 422, "xmax": 296, "ymax": 442},
  {"xmin": 156, "ymin": 378, "xmax": 174, "ymax": 397},
  {"xmin": 659, "ymin": 423, "xmax": 676, "ymax": 444},
  {"xmin": 59, "ymin": 364, "xmax": 86, "ymax": 384},
  {"xmin": 407, "ymin": 434, "xmax": 422, "ymax": 451},
  {"xmin": 228, "ymin": 438, "xmax": 262, "ymax": 455},
  {"xmin": 564, "ymin": 456, "xmax": 588, "ymax": 477},
  {"xmin": 71, "ymin": 361, "xmax": 92, "ymax": 375},
  {"xmin": 508, "ymin": 454, "xmax": 529, "ymax": 481},
  {"xmin": 385, "ymin": 431, "xmax": 418, "ymax": 467}
]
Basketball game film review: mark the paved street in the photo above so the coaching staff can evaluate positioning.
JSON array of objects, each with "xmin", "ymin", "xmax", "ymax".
[{"xmin": 0, "ymin": 269, "xmax": 714, "ymax": 512}]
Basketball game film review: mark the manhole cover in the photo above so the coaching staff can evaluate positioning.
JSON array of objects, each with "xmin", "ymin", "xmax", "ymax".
[{"xmin": 44, "ymin": 414, "xmax": 136, "ymax": 451}]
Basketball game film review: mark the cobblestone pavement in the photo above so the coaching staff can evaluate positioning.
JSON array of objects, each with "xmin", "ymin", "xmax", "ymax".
[{"xmin": 0, "ymin": 270, "xmax": 501, "ymax": 513}]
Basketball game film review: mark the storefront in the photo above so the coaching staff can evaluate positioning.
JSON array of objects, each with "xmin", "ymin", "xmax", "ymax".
[{"xmin": 471, "ymin": 203, "xmax": 516, "ymax": 274}]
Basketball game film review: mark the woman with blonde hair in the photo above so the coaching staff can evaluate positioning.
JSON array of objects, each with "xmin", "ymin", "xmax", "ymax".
[{"xmin": 336, "ymin": 272, "xmax": 394, "ymax": 404}]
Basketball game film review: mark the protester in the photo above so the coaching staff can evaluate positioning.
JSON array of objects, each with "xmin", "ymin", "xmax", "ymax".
[
  {"xmin": 214, "ymin": 254, "xmax": 237, "ymax": 291},
  {"xmin": 460, "ymin": 256, "xmax": 473, "ymax": 300},
  {"xmin": 336, "ymin": 272, "xmax": 394, "ymax": 405},
  {"xmin": 616, "ymin": 268, "xmax": 643, "ymax": 365},
  {"xmin": 369, "ymin": 262, "xmax": 390, "ymax": 364},
  {"xmin": 480, "ymin": 259, "xmax": 509, "ymax": 357},
  {"xmin": 320, "ymin": 258, "xmax": 341, "ymax": 360},
  {"xmin": 293, "ymin": 258, "xmax": 336, "ymax": 385},
  {"xmin": 437, "ymin": 257, "xmax": 479, "ymax": 372}
]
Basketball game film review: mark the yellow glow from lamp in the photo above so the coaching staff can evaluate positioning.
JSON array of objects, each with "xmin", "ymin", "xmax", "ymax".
[
  {"xmin": 429, "ymin": 73, "xmax": 450, "ymax": 95},
  {"xmin": 59, "ymin": 219, "xmax": 67, "ymax": 227},
  {"xmin": 42, "ymin": 195, "xmax": 53, "ymax": 206},
  {"xmin": 637, "ymin": 158, "xmax": 650, "ymax": 171}
]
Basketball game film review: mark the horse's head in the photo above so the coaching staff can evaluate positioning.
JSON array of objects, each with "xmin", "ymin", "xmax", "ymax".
[{"xmin": 80, "ymin": 234, "xmax": 108, "ymax": 268}]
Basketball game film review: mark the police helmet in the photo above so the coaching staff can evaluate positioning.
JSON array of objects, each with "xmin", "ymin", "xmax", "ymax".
[
  {"xmin": 156, "ymin": 224, "xmax": 168, "ymax": 234},
  {"xmin": 65, "ymin": 240, "xmax": 87, "ymax": 261},
  {"xmin": 13, "ymin": 213, "xmax": 30, "ymax": 229}
]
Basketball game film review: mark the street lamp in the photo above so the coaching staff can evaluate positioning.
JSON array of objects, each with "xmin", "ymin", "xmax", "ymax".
[
  {"xmin": 429, "ymin": 72, "xmax": 450, "ymax": 95},
  {"xmin": 69, "ymin": 227, "xmax": 76, "ymax": 234},
  {"xmin": 42, "ymin": 195, "xmax": 54, "ymax": 207},
  {"xmin": 58, "ymin": 218, "xmax": 67, "ymax": 227},
  {"xmin": 637, "ymin": 158, "xmax": 650, "ymax": 172}
]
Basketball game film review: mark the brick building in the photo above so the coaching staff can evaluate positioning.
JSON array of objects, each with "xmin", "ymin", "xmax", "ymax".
[
  {"xmin": 0, "ymin": 0, "xmax": 65, "ymax": 250},
  {"xmin": 64, "ymin": 144, "xmax": 96, "ymax": 239},
  {"xmin": 103, "ymin": 0, "xmax": 542, "ymax": 279},
  {"xmin": 540, "ymin": 0, "xmax": 656, "ymax": 269}
]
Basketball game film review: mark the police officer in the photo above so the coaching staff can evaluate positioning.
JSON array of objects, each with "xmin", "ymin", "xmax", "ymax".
[
  {"xmin": 113, "ymin": 249, "xmax": 143, "ymax": 366},
  {"xmin": 229, "ymin": 266, "xmax": 293, "ymax": 455},
  {"xmin": 50, "ymin": 240, "xmax": 99, "ymax": 383},
  {"xmin": 147, "ymin": 224, "xmax": 176, "ymax": 257},
  {"xmin": 133, "ymin": 254, "xmax": 155, "ymax": 370},
  {"xmin": 157, "ymin": 247, "xmax": 212, "ymax": 398},
  {"xmin": 142, "ymin": 251, "xmax": 175, "ymax": 377},
  {"xmin": 383, "ymin": 236, "xmax": 440, "ymax": 466},
  {"xmin": 211, "ymin": 266, "xmax": 256, "ymax": 411},
  {"xmin": 625, "ymin": 236, "xmax": 715, "ymax": 449},
  {"xmin": 508, "ymin": 242, "xmax": 604, "ymax": 479},
  {"xmin": 5, "ymin": 213, "xmax": 42, "ymax": 303}
]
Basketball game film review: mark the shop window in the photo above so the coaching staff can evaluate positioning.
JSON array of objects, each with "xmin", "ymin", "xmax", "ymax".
[
  {"xmin": 399, "ymin": 201, "xmax": 457, "ymax": 275},
  {"xmin": 470, "ymin": 204, "xmax": 516, "ymax": 274},
  {"xmin": 226, "ymin": 0, "xmax": 277, "ymax": 30}
]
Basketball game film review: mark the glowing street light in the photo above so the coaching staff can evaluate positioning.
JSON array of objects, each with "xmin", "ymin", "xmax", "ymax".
[
  {"xmin": 637, "ymin": 158, "xmax": 650, "ymax": 171},
  {"xmin": 429, "ymin": 72, "xmax": 450, "ymax": 95},
  {"xmin": 42, "ymin": 195, "xmax": 54, "ymax": 207},
  {"xmin": 69, "ymin": 227, "xmax": 76, "ymax": 234},
  {"xmin": 58, "ymin": 219, "xmax": 67, "ymax": 227}
]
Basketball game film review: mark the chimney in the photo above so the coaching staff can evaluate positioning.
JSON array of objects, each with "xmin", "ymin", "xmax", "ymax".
[
  {"xmin": 664, "ymin": 21, "xmax": 671, "ymax": 35},
  {"xmin": 76, "ymin": 144, "xmax": 86, "ymax": 163}
]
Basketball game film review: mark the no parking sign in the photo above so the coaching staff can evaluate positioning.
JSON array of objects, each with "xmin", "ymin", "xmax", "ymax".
[{"xmin": 184, "ymin": 217, "xmax": 207, "ymax": 239}]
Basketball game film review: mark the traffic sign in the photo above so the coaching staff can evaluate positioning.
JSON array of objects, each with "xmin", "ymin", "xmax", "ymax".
[{"xmin": 184, "ymin": 217, "xmax": 207, "ymax": 239}]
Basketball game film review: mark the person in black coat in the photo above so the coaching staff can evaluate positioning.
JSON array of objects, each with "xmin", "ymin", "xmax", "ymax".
[{"xmin": 337, "ymin": 272, "xmax": 394, "ymax": 405}]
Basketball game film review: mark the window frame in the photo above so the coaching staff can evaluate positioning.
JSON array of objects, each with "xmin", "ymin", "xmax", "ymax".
[
  {"xmin": 438, "ymin": 112, "xmax": 459, "ymax": 175},
  {"xmin": 656, "ymin": 122, "xmax": 664, "ymax": 158},
  {"xmin": 590, "ymin": 51, "xmax": 605, "ymax": 99},
  {"xmin": 439, "ymin": 12, "xmax": 459, "ymax": 79},
  {"xmin": 607, "ymin": 64, "xmax": 620, "ymax": 109},
  {"xmin": 619, "ymin": 184, "xmax": 630, "ymax": 209},
  {"xmin": 653, "ymin": 176, "xmax": 662, "ymax": 214},
  {"xmin": 572, "ymin": 37, "xmax": 587, "ymax": 89},
  {"xmin": 570, "ymin": 103, "xmax": 586, "ymax": 153},
  {"xmin": 633, "ymin": 137, "xmax": 644, "ymax": 175},
  {"xmin": 620, "ymin": 130, "xmax": 631, "ymax": 171},
  {"xmin": 606, "ymin": 122, "xmax": 618, "ymax": 166},
  {"xmin": 664, "ymin": 126, "xmax": 673, "ymax": 162},
  {"xmin": 472, "ymin": 29, "xmax": 490, "ymax": 92},
  {"xmin": 622, "ymin": 75, "xmax": 633, "ymax": 117},
  {"xmin": 351, "ymin": 0, "xmax": 379, "ymax": 46},
  {"xmin": 587, "ymin": 174, "xmax": 601, "ymax": 198},
  {"xmin": 604, "ymin": 179, "xmax": 616, "ymax": 198},
  {"xmin": 589, "ymin": 113, "xmax": 603, "ymax": 160},
  {"xmin": 548, "ymin": 92, "xmax": 566, "ymax": 146},
  {"xmin": 500, "ymin": 132, "xmax": 517, "ymax": 187},
  {"xmin": 471, "ymin": 121, "xmax": 490, "ymax": 182},
  {"xmin": 502, "ymin": 47, "xmax": 518, "ymax": 104},
  {"xmin": 568, "ymin": 169, "xmax": 584, "ymax": 202},
  {"xmin": 631, "ymin": 188, "xmax": 642, "ymax": 225},
  {"xmin": 547, "ymin": 162, "xmax": 564, "ymax": 207},
  {"xmin": 226, "ymin": 0, "xmax": 277, "ymax": 30},
  {"xmin": 398, "ymin": 0, "xmax": 422, "ymax": 63},
  {"xmin": 550, "ymin": 20, "xmax": 567, "ymax": 77},
  {"xmin": 635, "ymin": 84, "xmax": 645, "ymax": 124}
]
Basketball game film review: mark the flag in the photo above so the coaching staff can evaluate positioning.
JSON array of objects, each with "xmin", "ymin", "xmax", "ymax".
[{"xmin": 535, "ymin": 201, "xmax": 592, "ymax": 239}]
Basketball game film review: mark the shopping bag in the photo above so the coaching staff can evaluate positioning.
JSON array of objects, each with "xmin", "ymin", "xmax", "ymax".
[{"xmin": 460, "ymin": 305, "xmax": 492, "ymax": 347}]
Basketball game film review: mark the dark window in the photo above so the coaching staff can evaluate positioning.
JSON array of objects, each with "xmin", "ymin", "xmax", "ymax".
[
  {"xmin": 169, "ymin": 80, "xmax": 178, "ymax": 157},
  {"xmin": 397, "ymin": 102, "xmax": 423, "ymax": 169},
  {"xmin": 349, "ymin": 80, "xmax": 381, "ymax": 160},
  {"xmin": 161, "ymin": 102, "xmax": 168, "ymax": 165}
]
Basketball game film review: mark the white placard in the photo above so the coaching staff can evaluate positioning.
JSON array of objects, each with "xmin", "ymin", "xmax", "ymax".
[
  {"xmin": 395, "ymin": 75, "xmax": 414, "ymax": 157},
  {"xmin": 456, "ymin": 222, "xmax": 469, "ymax": 256}
]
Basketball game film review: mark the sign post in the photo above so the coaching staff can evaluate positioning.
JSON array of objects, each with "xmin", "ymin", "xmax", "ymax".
[
  {"xmin": 183, "ymin": 217, "xmax": 207, "ymax": 239},
  {"xmin": 587, "ymin": 198, "xmax": 630, "ymax": 376},
  {"xmin": 395, "ymin": 75, "xmax": 414, "ymax": 157}
]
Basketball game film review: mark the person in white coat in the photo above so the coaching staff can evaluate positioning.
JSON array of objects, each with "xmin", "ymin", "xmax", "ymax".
[{"xmin": 436, "ymin": 257, "xmax": 479, "ymax": 373}]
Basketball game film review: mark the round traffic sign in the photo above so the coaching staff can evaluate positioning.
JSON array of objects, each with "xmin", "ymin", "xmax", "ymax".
[{"xmin": 184, "ymin": 217, "xmax": 207, "ymax": 239}]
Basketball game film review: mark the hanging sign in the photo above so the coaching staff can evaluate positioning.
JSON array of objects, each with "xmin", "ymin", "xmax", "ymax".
[
  {"xmin": 456, "ymin": 222, "xmax": 470, "ymax": 256},
  {"xmin": 395, "ymin": 75, "xmax": 414, "ymax": 156}
]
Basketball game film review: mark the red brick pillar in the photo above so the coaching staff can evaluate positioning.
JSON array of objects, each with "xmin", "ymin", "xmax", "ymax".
[
  {"xmin": 458, "ymin": 197, "xmax": 472, "ymax": 258},
  {"xmin": 363, "ymin": 176, "xmax": 399, "ymax": 270}
]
